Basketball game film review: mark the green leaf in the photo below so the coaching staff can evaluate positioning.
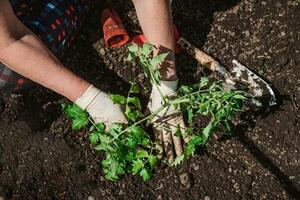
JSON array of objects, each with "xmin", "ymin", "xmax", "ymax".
[
  {"xmin": 90, "ymin": 132, "xmax": 100, "ymax": 145},
  {"xmin": 125, "ymin": 106, "xmax": 138, "ymax": 122},
  {"xmin": 109, "ymin": 123, "xmax": 123, "ymax": 138},
  {"xmin": 129, "ymin": 82, "xmax": 139, "ymax": 94},
  {"xmin": 117, "ymin": 164, "xmax": 126, "ymax": 175},
  {"xmin": 148, "ymin": 155, "xmax": 158, "ymax": 168},
  {"xmin": 185, "ymin": 143, "xmax": 196, "ymax": 157},
  {"xmin": 139, "ymin": 168, "xmax": 151, "ymax": 181},
  {"xmin": 200, "ymin": 77, "xmax": 209, "ymax": 88},
  {"xmin": 173, "ymin": 154, "xmax": 184, "ymax": 167},
  {"xmin": 150, "ymin": 53, "xmax": 169, "ymax": 68},
  {"xmin": 99, "ymin": 134, "xmax": 111, "ymax": 144},
  {"xmin": 95, "ymin": 142, "xmax": 115, "ymax": 151},
  {"xmin": 125, "ymin": 137, "xmax": 137, "ymax": 148},
  {"xmin": 233, "ymin": 94, "xmax": 247, "ymax": 100},
  {"xmin": 127, "ymin": 97, "xmax": 142, "ymax": 110},
  {"xmin": 223, "ymin": 92, "xmax": 237, "ymax": 100},
  {"xmin": 132, "ymin": 159, "xmax": 144, "ymax": 175},
  {"xmin": 110, "ymin": 94, "xmax": 127, "ymax": 105},
  {"xmin": 125, "ymin": 152, "xmax": 135, "ymax": 161},
  {"xmin": 128, "ymin": 45, "xmax": 139, "ymax": 53},
  {"xmin": 187, "ymin": 108, "xmax": 194, "ymax": 123},
  {"xmin": 63, "ymin": 104, "xmax": 86, "ymax": 118},
  {"xmin": 142, "ymin": 43, "xmax": 153, "ymax": 56},
  {"xmin": 183, "ymin": 127, "xmax": 194, "ymax": 138},
  {"xmin": 130, "ymin": 126, "xmax": 147, "ymax": 144},
  {"xmin": 174, "ymin": 126, "xmax": 182, "ymax": 137},
  {"xmin": 72, "ymin": 117, "xmax": 89, "ymax": 130},
  {"xmin": 90, "ymin": 122, "xmax": 106, "ymax": 133},
  {"xmin": 136, "ymin": 150, "xmax": 149, "ymax": 159}
]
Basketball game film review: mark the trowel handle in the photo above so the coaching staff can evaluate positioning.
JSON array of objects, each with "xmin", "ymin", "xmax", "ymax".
[{"xmin": 177, "ymin": 37, "xmax": 226, "ymax": 75}]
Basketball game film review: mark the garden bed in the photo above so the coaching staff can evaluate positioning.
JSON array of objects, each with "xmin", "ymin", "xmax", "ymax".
[{"xmin": 0, "ymin": 0, "xmax": 299, "ymax": 199}]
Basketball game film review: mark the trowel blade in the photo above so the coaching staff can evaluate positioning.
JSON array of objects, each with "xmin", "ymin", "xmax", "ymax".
[{"xmin": 229, "ymin": 60, "xmax": 277, "ymax": 106}]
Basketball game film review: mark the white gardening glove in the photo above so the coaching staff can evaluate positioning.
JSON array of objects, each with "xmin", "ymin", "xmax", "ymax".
[
  {"xmin": 75, "ymin": 84, "xmax": 128, "ymax": 127},
  {"xmin": 148, "ymin": 80, "xmax": 186, "ymax": 163}
]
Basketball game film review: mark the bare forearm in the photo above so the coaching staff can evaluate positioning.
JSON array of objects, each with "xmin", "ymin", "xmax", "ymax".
[
  {"xmin": 0, "ymin": 33, "xmax": 89, "ymax": 101},
  {"xmin": 132, "ymin": 0, "xmax": 174, "ymax": 50},
  {"xmin": 132, "ymin": 0, "xmax": 177, "ymax": 80}
]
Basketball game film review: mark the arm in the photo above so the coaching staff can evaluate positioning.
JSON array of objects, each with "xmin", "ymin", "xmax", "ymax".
[
  {"xmin": 132, "ymin": 0, "xmax": 185, "ymax": 163},
  {"xmin": 0, "ymin": 0, "xmax": 127, "ymax": 127},
  {"xmin": 0, "ymin": 0, "xmax": 88, "ymax": 101},
  {"xmin": 132, "ymin": 0, "xmax": 176, "ymax": 81}
]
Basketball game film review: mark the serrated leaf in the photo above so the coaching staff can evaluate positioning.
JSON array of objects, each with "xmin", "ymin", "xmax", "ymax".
[
  {"xmin": 148, "ymin": 155, "xmax": 158, "ymax": 168},
  {"xmin": 127, "ymin": 52, "xmax": 136, "ymax": 61},
  {"xmin": 127, "ymin": 97, "xmax": 142, "ymax": 110},
  {"xmin": 63, "ymin": 104, "xmax": 87, "ymax": 118},
  {"xmin": 125, "ymin": 151, "xmax": 135, "ymax": 161},
  {"xmin": 125, "ymin": 106, "xmax": 138, "ymax": 122},
  {"xmin": 185, "ymin": 143, "xmax": 196, "ymax": 157},
  {"xmin": 128, "ymin": 45, "xmax": 139, "ymax": 53},
  {"xmin": 110, "ymin": 94, "xmax": 127, "ymax": 105},
  {"xmin": 95, "ymin": 143, "xmax": 115, "ymax": 151},
  {"xmin": 142, "ymin": 43, "xmax": 153, "ymax": 56},
  {"xmin": 130, "ymin": 126, "xmax": 147, "ymax": 144},
  {"xmin": 72, "ymin": 117, "xmax": 89, "ymax": 130},
  {"xmin": 132, "ymin": 159, "xmax": 144, "ymax": 175},
  {"xmin": 200, "ymin": 77, "xmax": 209, "ymax": 88},
  {"xmin": 233, "ymin": 94, "xmax": 247, "ymax": 100},
  {"xmin": 99, "ymin": 134, "xmax": 111, "ymax": 144},
  {"xmin": 187, "ymin": 108, "xmax": 193, "ymax": 123},
  {"xmin": 150, "ymin": 53, "xmax": 169, "ymax": 68},
  {"xmin": 90, "ymin": 132, "xmax": 100, "ymax": 145},
  {"xmin": 117, "ymin": 162, "xmax": 126, "ymax": 175},
  {"xmin": 172, "ymin": 154, "xmax": 184, "ymax": 167},
  {"xmin": 129, "ymin": 82, "xmax": 139, "ymax": 94},
  {"xmin": 109, "ymin": 123, "xmax": 123, "ymax": 138},
  {"xmin": 125, "ymin": 137, "xmax": 137, "ymax": 148},
  {"xmin": 139, "ymin": 168, "xmax": 151, "ymax": 181},
  {"xmin": 136, "ymin": 150, "xmax": 149, "ymax": 159}
]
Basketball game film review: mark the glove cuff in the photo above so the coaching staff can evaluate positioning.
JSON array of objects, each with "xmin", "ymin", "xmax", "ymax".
[{"xmin": 74, "ymin": 84, "xmax": 100, "ymax": 110}]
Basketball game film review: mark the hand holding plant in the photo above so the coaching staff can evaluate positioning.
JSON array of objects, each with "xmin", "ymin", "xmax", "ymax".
[{"xmin": 63, "ymin": 43, "xmax": 248, "ymax": 181}]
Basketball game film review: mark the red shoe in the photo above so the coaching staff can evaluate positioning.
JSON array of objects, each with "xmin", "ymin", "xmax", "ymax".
[
  {"xmin": 101, "ymin": 8, "xmax": 130, "ymax": 48},
  {"xmin": 132, "ymin": 25, "xmax": 180, "ymax": 53}
]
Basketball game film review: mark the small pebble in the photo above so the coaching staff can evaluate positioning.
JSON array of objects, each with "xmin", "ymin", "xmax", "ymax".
[
  {"xmin": 88, "ymin": 196, "xmax": 95, "ymax": 200},
  {"xmin": 99, "ymin": 48, "xmax": 106, "ymax": 56},
  {"xmin": 179, "ymin": 172, "xmax": 191, "ymax": 188},
  {"xmin": 244, "ymin": 30, "xmax": 250, "ymax": 37},
  {"xmin": 204, "ymin": 196, "xmax": 211, "ymax": 200},
  {"xmin": 138, "ymin": 73, "xmax": 145, "ymax": 83}
]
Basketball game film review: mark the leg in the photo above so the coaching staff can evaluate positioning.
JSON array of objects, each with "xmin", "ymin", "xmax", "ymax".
[{"xmin": 132, "ymin": 0, "xmax": 177, "ymax": 81}]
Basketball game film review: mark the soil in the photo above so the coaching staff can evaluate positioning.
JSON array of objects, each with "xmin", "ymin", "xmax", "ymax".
[{"xmin": 1, "ymin": 0, "xmax": 300, "ymax": 199}]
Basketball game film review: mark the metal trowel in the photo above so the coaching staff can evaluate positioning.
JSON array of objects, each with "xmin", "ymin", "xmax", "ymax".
[{"xmin": 177, "ymin": 37, "xmax": 276, "ymax": 107}]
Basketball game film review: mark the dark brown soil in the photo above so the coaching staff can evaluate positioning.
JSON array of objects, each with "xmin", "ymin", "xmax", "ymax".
[{"xmin": 1, "ymin": 0, "xmax": 299, "ymax": 199}]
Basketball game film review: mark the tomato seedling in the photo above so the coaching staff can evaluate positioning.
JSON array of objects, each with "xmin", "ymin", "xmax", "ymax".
[{"xmin": 63, "ymin": 43, "xmax": 248, "ymax": 181}]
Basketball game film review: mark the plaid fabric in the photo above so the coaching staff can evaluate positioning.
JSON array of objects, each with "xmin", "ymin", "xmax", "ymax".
[{"xmin": 0, "ymin": 0, "xmax": 97, "ymax": 93}]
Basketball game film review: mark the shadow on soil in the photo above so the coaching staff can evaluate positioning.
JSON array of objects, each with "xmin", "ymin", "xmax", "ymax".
[{"xmin": 220, "ymin": 97, "xmax": 300, "ymax": 198}]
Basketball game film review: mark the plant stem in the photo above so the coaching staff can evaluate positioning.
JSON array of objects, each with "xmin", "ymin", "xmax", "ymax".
[
  {"xmin": 88, "ymin": 117, "xmax": 101, "ymax": 132},
  {"xmin": 109, "ymin": 104, "xmax": 168, "ymax": 143}
]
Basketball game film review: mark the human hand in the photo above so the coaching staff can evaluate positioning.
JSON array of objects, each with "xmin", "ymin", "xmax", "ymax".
[
  {"xmin": 148, "ymin": 80, "xmax": 186, "ymax": 164},
  {"xmin": 75, "ymin": 84, "xmax": 128, "ymax": 127}
]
